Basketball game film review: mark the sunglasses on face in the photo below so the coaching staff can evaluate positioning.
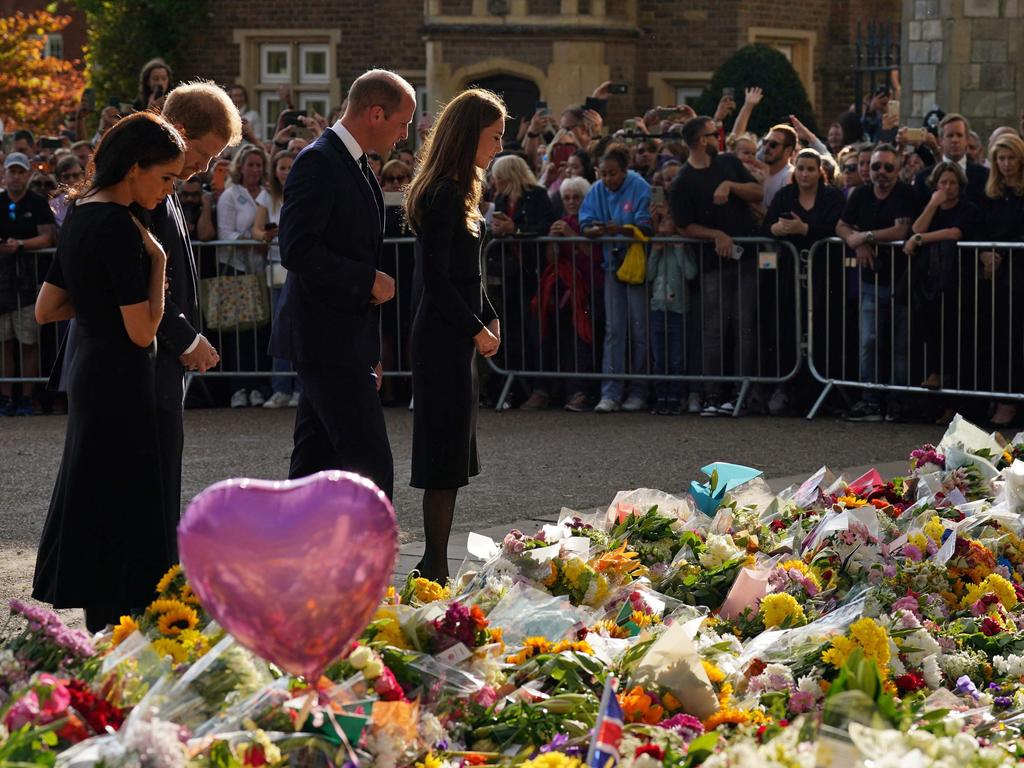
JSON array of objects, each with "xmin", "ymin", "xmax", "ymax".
[
  {"xmin": 764, "ymin": 139, "xmax": 793, "ymax": 150},
  {"xmin": 871, "ymin": 162, "xmax": 896, "ymax": 172},
  {"xmin": 842, "ymin": 164, "xmax": 858, "ymax": 173}
]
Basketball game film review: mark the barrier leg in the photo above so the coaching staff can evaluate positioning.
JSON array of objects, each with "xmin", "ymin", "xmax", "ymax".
[
  {"xmin": 806, "ymin": 381, "xmax": 833, "ymax": 420},
  {"xmin": 733, "ymin": 380, "xmax": 751, "ymax": 418},
  {"xmin": 495, "ymin": 373, "xmax": 516, "ymax": 412}
]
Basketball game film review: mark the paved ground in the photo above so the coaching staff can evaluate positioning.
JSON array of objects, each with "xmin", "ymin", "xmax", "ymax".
[{"xmin": 1, "ymin": 406, "xmax": 941, "ymax": 626}]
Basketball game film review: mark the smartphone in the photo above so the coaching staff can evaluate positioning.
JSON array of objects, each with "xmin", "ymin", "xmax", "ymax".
[
  {"xmin": 651, "ymin": 186, "xmax": 666, "ymax": 206},
  {"xmin": 623, "ymin": 118, "xmax": 638, "ymax": 132},
  {"xmin": 656, "ymin": 107, "xmax": 679, "ymax": 121},
  {"xmin": 722, "ymin": 87, "xmax": 735, "ymax": 99},
  {"xmin": 40, "ymin": 137, "xmax": 63, "ymax": 150},
  {"xmin": 535, "ymin": 100, "xmax": 549, "ymax": 116},
  {"xmin": 264, "ymin": 222, "xmax": 279, "ymax": 231},
  {"xmin": 609, "ymin": 83, "xmax": 629, "ymax": 94},
  {"xmin": 280, "ymin": 109, "xmax": 307, "ymax": 128},
  {"xmin": 211, "ymin": 162, "xmax": 228, "ymax": 193},
  {"xmin": 551, "ymin": 143, "xmax": 575, "ymax": 167},
  {"xmin": 584, "ymin": 96, "xmax": 603, "ymax": 113},
  {"xmin": 82, "ymin": 88, "xmax": 95, "ymax": 112},
  {"xmin": 903, "ymin": 127, "xmax": 927, "ymax": 144}
]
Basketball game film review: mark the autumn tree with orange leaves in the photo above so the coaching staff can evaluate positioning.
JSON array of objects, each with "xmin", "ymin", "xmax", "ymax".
[{"xmin": 0, "ymin": 10, "xmax": 84, "ymax": 136}]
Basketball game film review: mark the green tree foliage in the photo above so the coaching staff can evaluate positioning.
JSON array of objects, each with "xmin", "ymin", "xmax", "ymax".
[
  {"xmin": 694, "ymin": 44, "xmax": 818, "ymax": 137},
  {"xmin": 70, "ymin": 0, "xmax": 212, "ymax": 104}
]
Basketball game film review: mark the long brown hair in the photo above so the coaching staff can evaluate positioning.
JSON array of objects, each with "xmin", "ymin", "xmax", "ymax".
[{"xmin": 405, "ymin": 88, "xmax": 507, "ymax": 234}]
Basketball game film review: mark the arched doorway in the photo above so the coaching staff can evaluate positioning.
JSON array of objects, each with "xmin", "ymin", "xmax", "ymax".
[{"xmin": 468, "ymin": 74, "xmax": 540, "ymax": 144}]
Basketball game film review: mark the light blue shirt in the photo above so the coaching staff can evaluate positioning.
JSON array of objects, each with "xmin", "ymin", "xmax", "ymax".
[{"xmin": 578, "ymin": 170, "xmax": 652, "ymax": 270}]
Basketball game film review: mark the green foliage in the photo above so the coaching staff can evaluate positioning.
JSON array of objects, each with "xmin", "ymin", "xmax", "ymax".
[
  {"xmin": 693, "ymin": 44, "xmax": 818, "ymax": 137},
  {"xmin": 70, "ymin": 0, "xmax": 213, "ymax": 104}
]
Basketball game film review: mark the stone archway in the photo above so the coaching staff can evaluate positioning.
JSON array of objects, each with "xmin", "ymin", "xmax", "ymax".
[{"xmin": 470, "ymin": 74, "xmax": 541, "ymax": 142}]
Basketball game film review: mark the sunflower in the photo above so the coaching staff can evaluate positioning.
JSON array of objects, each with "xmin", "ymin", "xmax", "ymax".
[
  {"xmin": 179, "ymin": 583, "xmax": 202, "ymax": 607},
  {"xmin": 111, "ymin": 615, "xmax": 139, "ymax": 647},
  {"xmin": 150, "ymin": 638, "xmax": 187, "ymax": 664},
  {"xmin": 147, "ymin": 598, "xmax": 191, "ymax": 616},
  {"xmin": 156, "ymin": 604, "xmax": 200, "ymax": 637},
  {"xmin": 155, "ymin": 564, "xmax": 184, "ymax": 596}
]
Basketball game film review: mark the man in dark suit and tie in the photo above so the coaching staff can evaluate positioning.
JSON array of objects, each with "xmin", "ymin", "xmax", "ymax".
[
  {"xmin": 270, "ymin": 70, "xmax": 417, "ymax": 499},
  {"xmin": 155, "ymin": 82, "xmax": 242, "ymax": 525},
  {"xmin": 912, "ymin": 113, "xmax": 989, "ymax": 208}
]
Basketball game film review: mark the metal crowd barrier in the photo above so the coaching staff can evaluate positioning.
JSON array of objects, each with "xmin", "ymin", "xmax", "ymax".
[
  {"xmin": 0, "ymin": 239, "xmax": 417, "ymax": 397},
  {"xmin": 805, "ymin": 237, "xmax": 1024, "ymax": 419},
  {"xmin": 481, "ymin": 235, "xmax": 804, "ymax": 414}
]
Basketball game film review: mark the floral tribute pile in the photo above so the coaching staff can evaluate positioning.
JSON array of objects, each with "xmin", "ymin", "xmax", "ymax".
[{"xmin": 4, "ymin": 415, "xmax": 1024, "ymax": 767}]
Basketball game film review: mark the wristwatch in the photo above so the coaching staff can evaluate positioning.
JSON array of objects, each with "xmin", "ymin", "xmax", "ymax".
[
  {"xmin": 865, "ymin": 231, "xmax": 876, "ymax": 246},
  {"xmin": 914, "ymin": 233, "xmax": 924, "ymax": 246}
]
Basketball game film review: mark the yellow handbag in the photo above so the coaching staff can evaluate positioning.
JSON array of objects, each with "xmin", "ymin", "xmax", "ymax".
[{"xmin": 615, "ymin": 225, "xmax": 649, "ymax": 285}]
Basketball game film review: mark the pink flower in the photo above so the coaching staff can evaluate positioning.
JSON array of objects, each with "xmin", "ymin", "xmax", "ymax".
[
  {"xmin": 36, "ymin": 674, "xmax": 70, "ymax": 719},
  {"xmin": 472, "ymin": 685, "xmax": 498, "ymax": 708},
  {"xmin": 3, "ymin": 675, "xmax": 70, "ymax": 731},
  {"xmin": 789, "ymin": 690, "xmax": 817, "ymax": 714},
  {"xmin": 903, "ymin": 544, "xmax": 923, "ymax": 562},
  {"xmin": 4, "ymin": 692, "xmax": 41, "ymax": 731},
  {"xmin": 892, "ymin": 595, "xmax": 920, "ymax": 616}
]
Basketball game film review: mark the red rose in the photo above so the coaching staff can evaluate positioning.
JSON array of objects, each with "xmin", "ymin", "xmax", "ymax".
[
  {"xmin": 635, "ymin": 744, "xmax": 664, "ymax": 759},
  {"xmin": 981, "ymin": 617, "xmax": 1002, "ymax": 636},
  {"xmin": 894, "ymin": 672, "xmax": 926, "ymax": 694}
]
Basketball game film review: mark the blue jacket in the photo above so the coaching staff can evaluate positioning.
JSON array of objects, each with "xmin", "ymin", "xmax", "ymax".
[{"xmin": 579, "ymin": 170, "xmax": 652, "ymax": 270}]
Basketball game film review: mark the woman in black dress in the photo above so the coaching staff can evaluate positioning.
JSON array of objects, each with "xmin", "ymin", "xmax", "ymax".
[
  {"xmin": 404, "ymin": 89, "xmax": 507, "ymax": 582},
  {"xmin": 33, "ymin": 112, "xmax": 186, "ymax": 631}
]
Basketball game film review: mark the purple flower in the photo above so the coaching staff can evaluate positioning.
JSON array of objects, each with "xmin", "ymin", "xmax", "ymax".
[
  {"xmin": 955, "ymin": 675, "xmax": 979, "ymax": 701},
  {"xmin": 910, "ymin": 445, "xmax": 946, "ymax": 470},
  {"xmin": 995, "ymin": 696, "xmax": 1013, "ymax": 709},
  {"xmin": 903, "ymin": 544, "xmax": 923, "ymax": 562}
]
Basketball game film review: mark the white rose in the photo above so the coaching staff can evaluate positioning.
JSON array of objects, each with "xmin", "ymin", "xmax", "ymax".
[
  {"xmin": 348, "ymin": 645, "xmax": 372, "ymax": 669},
  {"xmin": 699, "ymin": 533, "xmax": 743, "ymax": 569}
]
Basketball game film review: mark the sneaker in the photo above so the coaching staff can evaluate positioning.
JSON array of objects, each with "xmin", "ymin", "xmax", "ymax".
[
  {"xmin": 249, "ymin": 389, "xmax": 265, "ymax": 407},
  {"xmin": 767, "ymin": 388, "xmax": 789, "ymax": 416},
  {"xmin": 594, "ymin": 397, "xmax": 620, "ymax": 413},
  {"xmin": 262, "ymin": 391, "xmax": 291, "ymax": 409},
  {"xmin": 884, "ymin": 401, "xmax": 905, "ymax": 423},
  {"xmin": 230, "ymin": 389, "xmax": 248, "ymax": 408},
  {"xmin": 700, "ymin": 399, "xmax": 720, "ymax": 417},
  {"xmin": 520, "ymin": 390, "xmax": 550, "ymax": 411},
  {"xmin": 622, "ymin": 395, "xmax": 647, "ymax": 412},
  {"xmin": 687, "ymin": 392, "xmax": 702, "ymax": 414},
  {"xmin": 717, "ymin": 400, "xmax": 736, "ymax": 416},
  {"xmin": 564, "ymin": 392, "xmax": 588, "ymax": 412},
  {"xmin": 844, "ymin": 401, "xmax": 883, "ymax": 422},
  {"xmin": 288, "ymin": 391, "xmax": 300, "ymax": 407}
]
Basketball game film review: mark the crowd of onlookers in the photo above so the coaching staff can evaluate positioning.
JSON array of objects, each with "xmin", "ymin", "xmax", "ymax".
[{"xmin": 3, "ymin": 63, "xmax": 1024, "ymax": 424}]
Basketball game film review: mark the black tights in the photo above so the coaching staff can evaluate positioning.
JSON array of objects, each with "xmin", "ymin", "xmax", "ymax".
[
  {"xmin": 84, "ymin": 604, "xmax": 126, "ymax": 633},
  {"xmin": 418, "ymin": 488, "xmax": 457, "ymax": 583}
]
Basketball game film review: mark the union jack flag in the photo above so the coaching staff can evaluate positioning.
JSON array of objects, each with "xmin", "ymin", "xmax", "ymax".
[{"xmin": 586, "ymin": 676, "xmax": 624, "ymax": 768}]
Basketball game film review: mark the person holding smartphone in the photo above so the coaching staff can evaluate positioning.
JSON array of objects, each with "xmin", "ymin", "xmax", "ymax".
[{"xmin": 254, "ymin": 149, "xmax": 297, "ymax": 409}]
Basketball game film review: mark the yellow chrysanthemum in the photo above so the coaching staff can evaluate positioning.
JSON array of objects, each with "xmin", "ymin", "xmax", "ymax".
[
  {"xmin": 923, "ymin": 516, "xmax": 947, "ymax": 545},
  {"xmin": 908, "ymin": 533, "xmax": 929, "ymax": 552},
  {"xmin": 111, "ymin": 615, "xmax": 139, "ymax": 647},
  {"xmin": 962, "ymin": 573, "xmax": 1019, "ymax": 610},
  {"xmin": 177, "ymin": 628, "xmax": 210, "ymax": 658},
  {"xmin": 701, "ymin": 659, "xmax": 726, "ymax": 684},
  {"xmin": 520, "ymin": 754, "xmax": 583, "ymax": 768},
  {"xmin": 837, "ymin": 495, "xmax": 868, "ymax": 508},
  {"xmin": 718, "ymin": 681, "xmax": 734, "ymax": 706},
  {"xmin": 156, "ymin": 604, "xmax": 199, "ymax": 637},
  {"xmin": 155, "ymin": 564, "xmax": 184, "ymax": 595},
  {"xmin": 821, "ymin": 617, "xmax": 890, "ymax": 674},
  {"xmin": 151, "ymin": 638, "xmax": 187, "ymax": 664},
  {"xmin": 371, "ymin": 607, "xmax": 409, "ymax": 649},
  {"xmin": 412, "ymin": 578, "xmax": 449, "ymax": 604},
  {"xmin": 760, "ymin": 593, "xmax": 807, "ymax": 628}
]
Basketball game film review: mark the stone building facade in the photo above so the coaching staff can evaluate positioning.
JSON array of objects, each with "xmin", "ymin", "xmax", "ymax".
[
  {"xmin": 901, "ymin": 0, "xmax": 1024, "ymax": 138},
  {"xmin": 175, "ymin": 0, "xmax": 898, "ymax": 139}
]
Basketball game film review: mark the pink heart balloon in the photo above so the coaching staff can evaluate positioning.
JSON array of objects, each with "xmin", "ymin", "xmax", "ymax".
[{"xmin": 178, "ymin": 471, "xmax": 397, "ymax": 680}]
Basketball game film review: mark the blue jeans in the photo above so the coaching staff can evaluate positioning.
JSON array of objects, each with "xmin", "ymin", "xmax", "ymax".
[
  {"xmin": 650, "ymin": 310, "xmax": 683, "ymax": 403},
  {"xmin": 858, "ymin": 282, "xmax": 907, "ymax": 404},
  {"xmin": 601, "ymin": 275, "xmax": 649, "ymax": 402},
  {"xmin": 270, "ymin": 286, "xmax": 294, "ymax": 395}
]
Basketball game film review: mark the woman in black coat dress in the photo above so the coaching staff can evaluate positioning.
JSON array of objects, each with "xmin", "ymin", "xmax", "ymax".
[
  {"xmin": 404, "ymin": 89, "xmax": 507, "ymax": 582},
  {"xmin": 32, "ymin": 112, "xmax": 185, "ymax": 631}
]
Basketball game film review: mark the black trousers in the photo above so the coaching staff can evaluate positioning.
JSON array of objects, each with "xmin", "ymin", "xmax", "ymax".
[{"xmin": 289, "ymin": 362, "xmax": 394, "ymax": 499}]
